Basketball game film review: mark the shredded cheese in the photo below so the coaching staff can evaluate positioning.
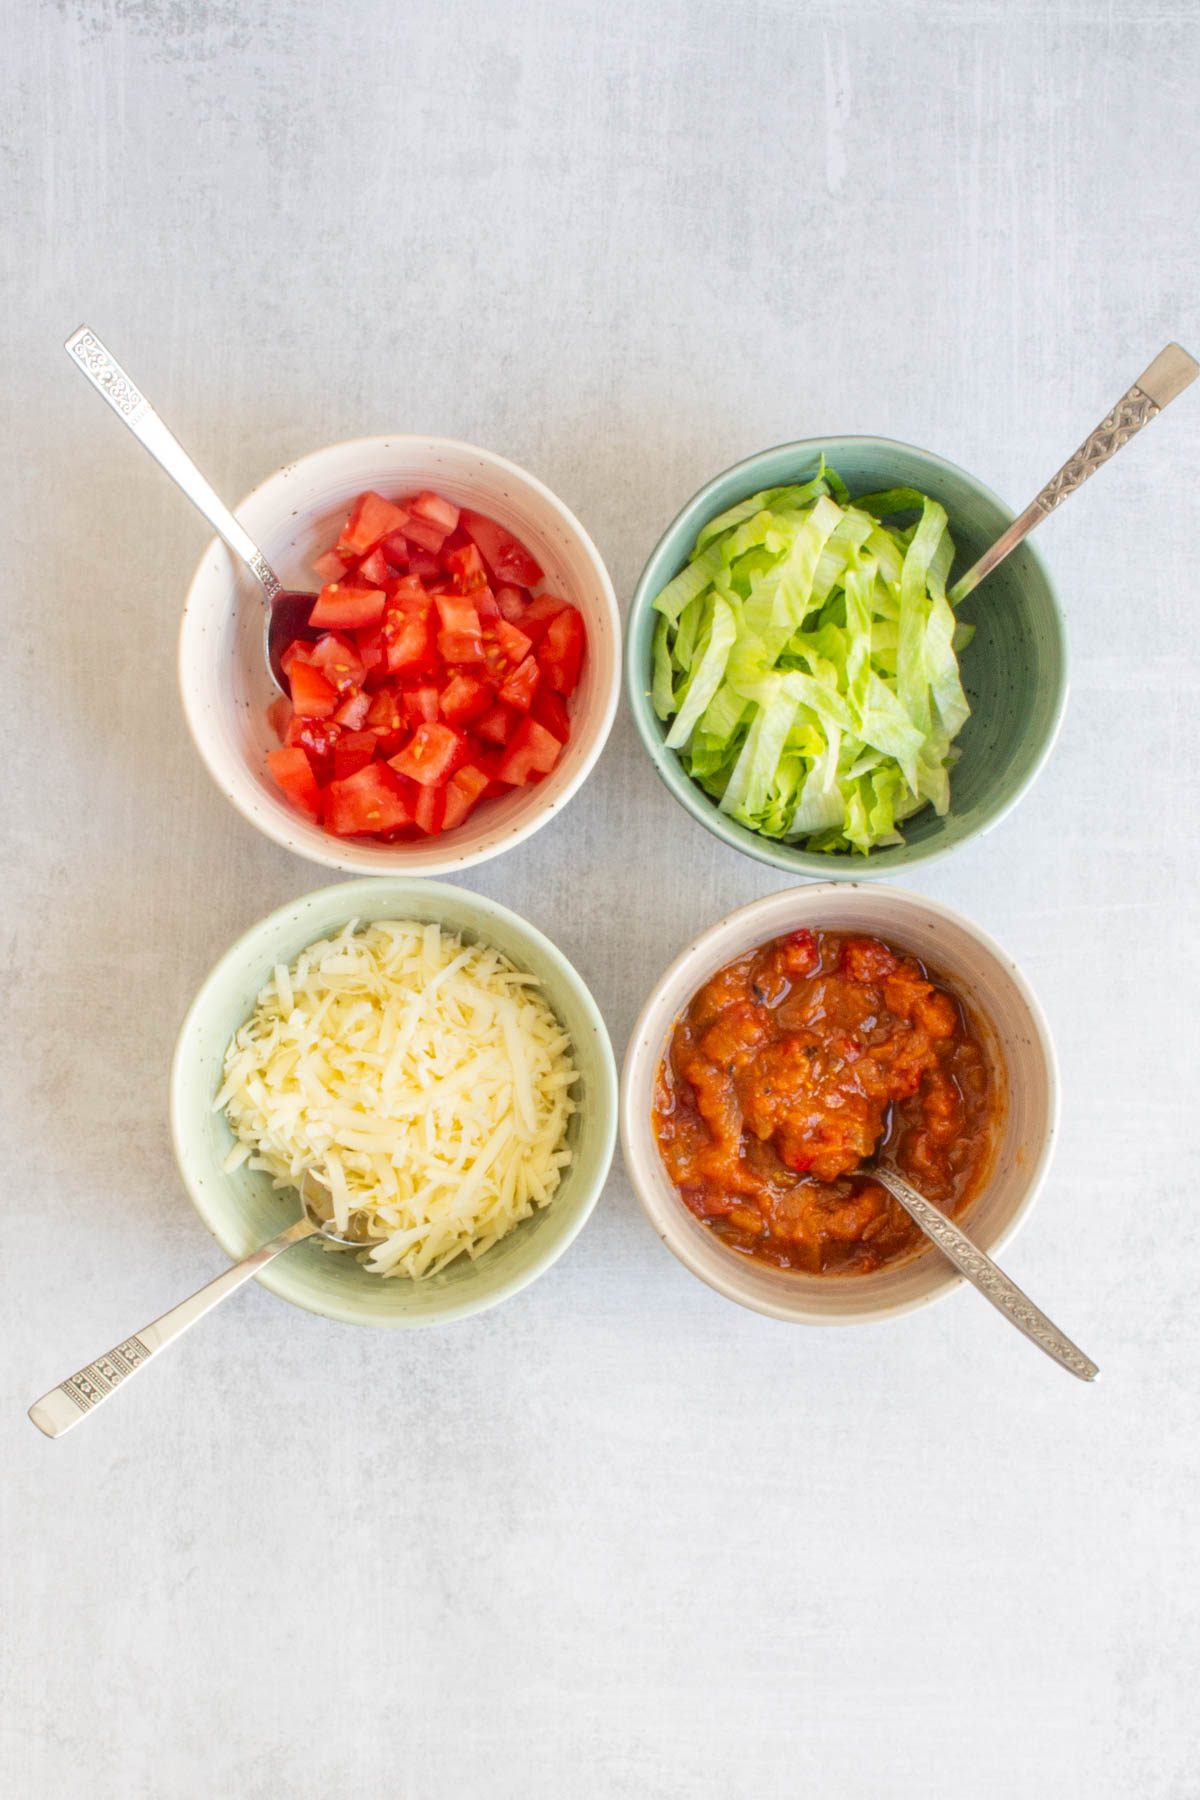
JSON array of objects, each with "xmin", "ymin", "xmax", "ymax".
[{"xmin": 216, "ymin": 920, "xmax": 579, "ymax": 1278}]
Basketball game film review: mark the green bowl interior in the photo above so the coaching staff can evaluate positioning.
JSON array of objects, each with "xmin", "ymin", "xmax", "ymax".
[
  {"xmin": 170, "ymin": 879, "xmax": 617, "ymax": 1327},
  {"xmin": 627, "ymin": 437, "xmax": 1068, "ymax": 876}
]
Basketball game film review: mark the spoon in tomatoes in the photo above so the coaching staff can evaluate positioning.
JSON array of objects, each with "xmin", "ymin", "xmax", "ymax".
[
  {"xmin": 65, "ymin": 325, "xmax": 317, "ymax": 692},
  {"xmin": 866, "ymin": 1161, "xmax": 1098, "ymax": 1381}
]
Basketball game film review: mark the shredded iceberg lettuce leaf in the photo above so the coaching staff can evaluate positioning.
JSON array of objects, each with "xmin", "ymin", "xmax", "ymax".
[{"xmin": 650, "ymin": 463, "xmax": 971, "ymax": 854}]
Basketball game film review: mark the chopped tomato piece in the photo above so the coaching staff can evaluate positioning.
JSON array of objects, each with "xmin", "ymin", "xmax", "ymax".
[
  {"xmin": 283, "ymin": 716, "xmax": 341, "ymax": 783},
  {"xmin": 364, "ymin": 686, "xmax": 409, "ymax": 752},
  {"xmin": 475, "ymin": 586, "xmax": 499, "ymax": 620},
  {"xmin": 530, "ymin": 685, "xmax": 570, "ymax": 743},
  {"xmin": 442, "ymin": 764, "xmax": 490, "ymax": 830},
  {"xmin": 312, "ymin": 549, "xmax": 347, "ymax": 582},
  {"xmin": 332, "ymin": 730, "xmax": 379, "ymax": 781},
  {"xmin": 494, "ymin": 584, "xmax": 530, "ymax": 625},
  {"xmin": 289, "ymin": 660, "xmax": 339, "ymax": 719},
  {"xmin": 496, "ymin": 716, "xmax": 563, "ymax": 785},
  {"xmin": 337, "ymin": 491, "xmax": 410, "ymax": 557},
  {"xmin": 413, "ymin": 783, "xmax": 446, "ymax": 836},
  {"xmin": 538, "ymin": 605, "xmax": 585, "ymax": 694},
  {"xmin": 434, "ymin": 592, "xmax": 484, "ymax": 665},
  {"xmin": 331, "ymin": 688, "xmax": 371, "ymax": 730},
  {"xmin": 383, "ymin": 594, "xmax": 437, "ymax": 676},
  {"xmin": 308, "ymin": 632, "xmax": 366, "ymax": 691},
  {"xmin": 280, "ymin": 639, "xmax": 309, "ymax": 679},
  {"xmin": 267, "ymin": 694, "xmax": 291, "ymax": 740},
  {"xmin": 498, "ymin": 653, "xmax": 541, "ymax": 712},
  {"xmin": 406, "ymin": 546, "xmax": 442, "ymax": 581},
  {"xmin": 439, "ymin": 673, "xmax": 492, "ymax": 726},
  {"xmin": 380, "ymin": 529, "xmax": 410, "ymax": 570},
  {"xmin": 516, "ymin": 593, "xmax": 569, "ymax": 645},
  {"xmin": 444, "ymin": 541, "xmax": 488, "ymax": 592},
  {"xmin": 409, "ymin": 489, "xmax": 460, "ymax": 536},
  {"xmin": 481, "ymin": 618, "xmax": 533, "ymax": 681},
  {"xmin": 356, "ymin": 546, "xmax": 391, "ymax": 587},
  {"xmin": 460, "ymin": 509, "xmax": 544, "ymax": 587},
  {"xmin": 401, "ymin": 682, "xmax": 440, "ymax": 726},
  {"xmin": 323, "ymin": 763, "xmax": 413, "ymax": 836},
  {"xmin": 266, "ymin": 746, "xmax": 322, "ymax": 818},
  {"xmin": 405, "ymin": 514, "xmax": 451, "ymax": 553},
  {"xmin": 841, "ymin": 937, "xmax": 900, "ymax": 984},
  {"xmin": 475, "ymin": 702, "xmax": 518, "ymax": 746},
  {"xmin": 388, "ymin": 721, "xmax": 467, "ymax": 787},
  {"xmin": 309, "ymin": 582, "xmax": 387, "ymax": 630},
  {"xmin": 355, "ymin": 625, "xmax": 386, "ymax": 675}
]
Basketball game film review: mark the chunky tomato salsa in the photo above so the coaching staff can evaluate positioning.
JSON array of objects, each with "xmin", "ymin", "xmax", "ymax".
[{"xmin": 652, "ymin": 929, "xmax": 997, "ymax": 1275}]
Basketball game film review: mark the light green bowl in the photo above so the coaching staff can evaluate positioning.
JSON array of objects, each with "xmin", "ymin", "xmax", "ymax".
[
  {"xmin": 626, "ymin": 436, "xmax": 1068, "ymax": 878},
  {"xmin": 169, "ymin": 879, "xmax": 617, "ymax": 1327}
]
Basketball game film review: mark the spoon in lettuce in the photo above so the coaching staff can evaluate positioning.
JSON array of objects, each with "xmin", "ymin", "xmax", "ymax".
[
  {"xmin": 947, "ymin": 342, "xmax": 1197, "ymax": 602},
  {"xmin": 28, "ymin": 1176, "xmax": 364, "ymax": 1439},
  {"xmin": 63, "ymin": 325, "xmax": 320, "ymax": 691}
]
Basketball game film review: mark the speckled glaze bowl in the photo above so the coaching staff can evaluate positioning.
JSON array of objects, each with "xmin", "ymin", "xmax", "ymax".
[
  {"xmin": 170, "ymin": 879, "xmax": 618, "ymax": 1327},
  {"xmin": 620, "ymin": 884, "xmax": 1059, "ymax": 1327},
  {"xmin": 180, "ymin": 436, "xmax": 621, "ymax": 875},
  {"xmin": 626, "ymin": 436, "xmax": 1068, "ymax": 878}
]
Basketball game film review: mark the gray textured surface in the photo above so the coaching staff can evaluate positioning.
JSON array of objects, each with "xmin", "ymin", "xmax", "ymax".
[{"xmin": 3, "ymin": 3, "xmax": 1198, "ymax": 1796}]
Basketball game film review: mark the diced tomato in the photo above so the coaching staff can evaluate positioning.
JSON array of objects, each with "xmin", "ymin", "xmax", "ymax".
[
  {"xmin": 439, "ymin": 673, "xmax": 493, "ymax": 727},
  {"xmin": 355, "ymin": 624, "xmax": 386, "ymax": 674},
  {"xmin": 841, "ymin": 937, "xmax": 900, "ymax": 984},
  {"xmin": 331, "ymin": 688, "xmax": 371, "ymax": 729},
  {"xmin": 267, "ymin": 694, "xmax": 291, "ymax": 740},
  {"xmin": 312, "ymin": 549, "xmax": 347, "ymax": 582},
  {"xmin": 332, "ymin": 730, "xmax": 378, "ymax": 781},
  {"xmin": 308, "ymin": 632, "xmax": 366, "ymax": 691},
  {"xmin": 323, "ymin": 763, "xmax": 413, "ymax": 836},
  {"xmin": 284, "ymin": 716, "xmax": 341, "ymax": 783},
  {"xmin": 474, "ymin": 702, "xmax": 518, "ymax": 746},
  {"xmin": 356, "ymin": 546, "xmax": 391, "ymax": 587},
  {"xmin": 309, "ymin": 582, "xmax": 387, "ymax": 630},
  {"xmin": 413, "ymin": 783, "xmax": 447, "ymax": 836},
  {"xmin": 365, "ymin": 686, "xmax": 409, "ymax": 753},
  {"xmin": 530, "ymin": 685, "xmax": 570, "ymax": 743},
  {"xmin": 498, "ymin": 653, "xmax": 540, "ymax": 712},
  {"xmin": 380, "ymin": 530, "xmax": 410, "ymax": 570},
  {"xmin": 289, "ymin": 660, "xmax": 339, "ymax": 719},
  {"xmin": 409, "ymin": 489, "xmax": 460, "ymax": 536},
  {"xmin": 337, "ymin": 491, "xmax": 410, "ymax": 557},
  {"xmin": 406, "ymin": 546, "xmax": 442, "ymax": 581},
  {"xmin": 538, "ymin": 605, "xmax": 585, "ymax": 695},
  {"xmin": 388, "ymin": 721, "xmax": 467, "ymax": 787},
  {"xmin": 444, "ymin": 541, "xmax": 488, "ymax": 592},
  {"xmin": 434, "ymin": 592, "xmax": 483, "ymax": 665},
  {"xmin": 405, "ymin": 514, "xmax": 450, "ymax": 553},
  {"xmin": 495, "ymin": 584, "xmax": 531, "ymax": 625},
  {"xmin": 442, "ymin": 764, "xmax": 490, "ymax": 830},
  {"xmin": 401, "ymin": 682, "xmax": 440, "ymax": 726},
  {"xmin": 475, "ymin": 586, "xmax": 499, "ymax": 621},
  {"xmin": 384, "ymin": 594, "xmax": 437, "ymax": 676},
  {"xmin": 266, "ymin": 746, "xmax": 322, "ymax": 819},
  {"xmin": 496, "ymin": 716, "xmax": 563, "ymax": 785},
  {"xmin": 459, "ymin": 509, "xmax": 544, "ymax": 587},
  {"xmin": 280, "ymin": 639, "xmax": 309, "ymax": 680}
]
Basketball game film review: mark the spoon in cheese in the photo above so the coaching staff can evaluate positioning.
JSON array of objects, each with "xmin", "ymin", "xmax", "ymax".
[
  {"xmin": 28, "ymin": 1176, "xmax": 363, "ymax": 1439},
  {"xmin": 64, "ymin": 325, "xmax": 320, "ymax": 692}
]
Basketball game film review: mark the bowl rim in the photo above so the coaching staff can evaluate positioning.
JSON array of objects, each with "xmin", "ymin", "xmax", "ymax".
[
  {"xmin": 625, "ymin": 432, "xmax": 1069, "ymax": 879},
  {"xmin": 169, "ymin": 876, "xmax": 619, "ymax": 1327},
  {"xmin": 178, "ymin": 432, "xmax": 622, "ymax": 877},
  {"xmin": 618, "ymin": 880, "xmax": 1061, "ymax": 1326}
]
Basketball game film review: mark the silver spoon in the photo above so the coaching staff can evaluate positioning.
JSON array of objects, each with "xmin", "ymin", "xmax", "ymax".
[
  {"xmin": 867, "ymin": 1162, "xmax": 1098, "ymax": 1382},
  {"xmin": 949, "ymin": 341, "xmax": 1197, "ymax": 602},
  {"xmin": 64, "ymin": 325, "xmax": 320, "ymax": 691},
  {"xmin": 28, "ymin": 1178, "xmax": 364, "ymax": 1438}
]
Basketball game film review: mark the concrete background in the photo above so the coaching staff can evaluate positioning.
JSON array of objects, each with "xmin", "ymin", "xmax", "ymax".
[{"xmin": 2, "ymin": 2, "xmax": 1198, "ymax": 1795}]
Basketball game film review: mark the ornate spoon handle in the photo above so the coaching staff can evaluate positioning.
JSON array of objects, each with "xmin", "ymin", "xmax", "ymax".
[
  {"xmin": 28, "ymin": 1217, "xmax": 318, "ymax": 1439},
  {"xmin": 869, "ymin": 1165, "xmax": 1098, "ymax": 1382},
  {"xmin": 950, "ymin": 341, "xmax": 1198, "ymax": 603},
  {"xmin": 63, "ymin": 324, "xmax": 282, "ymax": 600}
]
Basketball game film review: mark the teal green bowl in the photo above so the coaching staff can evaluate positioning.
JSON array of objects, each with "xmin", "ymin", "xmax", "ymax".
[
  {"xmin": 626, "ymin": 437, "xmax": 1068, "ymax": 877},
  {"xmin": 169, "ymin": 879, "xmax": 617, "ymax": 1327}
]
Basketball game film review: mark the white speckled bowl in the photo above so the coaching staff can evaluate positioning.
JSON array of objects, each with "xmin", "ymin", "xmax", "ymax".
[
  {"xmin": 620, "ymin": 884, "xmax": 1059, "ymax": 1327},
  {"xmin": 179, "ymin": 436, "xmax": 621, "ymax": 874}
]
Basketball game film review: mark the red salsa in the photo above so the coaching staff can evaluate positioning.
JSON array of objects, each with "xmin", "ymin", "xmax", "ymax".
[{"xmin": 652, "ymin": 929, "xmax": 998, "ymax": 1275}]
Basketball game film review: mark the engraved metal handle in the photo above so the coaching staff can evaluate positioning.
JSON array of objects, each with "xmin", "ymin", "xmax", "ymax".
[
  {"xmin": 64, "ymin": 325, "xmax": 282, "ymax": 600},
  {"xmin": 950, "ymin": 341, "xmax": 1198, "ymax": 602},
  {"xmin": 28, "ymin": 1216, "xmax": 319, "ymax": 1438},
  {"xmin": 870, "ymin": 1165, "xmax": 1098, "ymax": 1382}
]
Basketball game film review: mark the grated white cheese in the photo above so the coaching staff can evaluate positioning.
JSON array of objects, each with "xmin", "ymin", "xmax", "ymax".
[{"xmin": 216, "ymin": 920, "xmax": 579, "ymax": 1278}]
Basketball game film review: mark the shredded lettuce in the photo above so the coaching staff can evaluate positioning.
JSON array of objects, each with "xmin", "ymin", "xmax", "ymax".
[{"xmin": 650, "ymin": 463, "xmax": 971, "ymax": 854}]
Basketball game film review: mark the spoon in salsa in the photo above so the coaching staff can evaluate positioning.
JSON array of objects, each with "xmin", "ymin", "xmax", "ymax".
[
  {"xmin": 64, "ymin": 325, "xmax": 319, "ymax": 691},
  {"xmin": 27, "ymin": 1176, "xmax": 365, "ymax": 1439},
  {"xmin": 866, "ymin": 1161, "xmax": 1098, "ymax": 1381}
]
